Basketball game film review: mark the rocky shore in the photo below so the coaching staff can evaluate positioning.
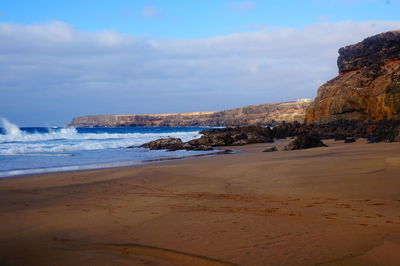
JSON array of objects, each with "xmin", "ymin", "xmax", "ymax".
[
  {"xmin": 138, "ymin": 126, "xmax": 274, "ymax": 151},
  {"xmin": 138, "ymin": 120, "xmax": 400, "ymax": 153},
  {"xmin": 75, "ymin": 31, "xmax": 400, "ymax": 154},
  {"xmin": 136, "ymin": 30, "xmax": 400, "ymax": 152},
  {"xmin": 272, "ymin": 120, "xmax": 400, "ymax": 142}
]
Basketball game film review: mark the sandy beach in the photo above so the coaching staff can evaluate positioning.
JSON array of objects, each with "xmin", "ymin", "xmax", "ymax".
[{"xmin": 1, "ymin": 139, "xmax": 400, "ymax": 266}]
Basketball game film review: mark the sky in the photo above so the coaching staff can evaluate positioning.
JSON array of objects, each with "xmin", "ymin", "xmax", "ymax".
[{"xmin": 1, "ymin": 0, "xmax": 400, "ymax": 126}]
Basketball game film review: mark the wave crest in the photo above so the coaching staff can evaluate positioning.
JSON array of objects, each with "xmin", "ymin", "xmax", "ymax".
[{"xmin": 0, "ymin": 118, "xmax": 202, "ymax": 155}]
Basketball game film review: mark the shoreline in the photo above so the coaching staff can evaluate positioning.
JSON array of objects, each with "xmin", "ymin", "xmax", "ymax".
[
  {"xmin": 1, "ymin": 139, "xmax": 400, "ymax": 265},
  {"xmin": 0, "ymin": 148, "xmax": 232, "ymax": 179}
]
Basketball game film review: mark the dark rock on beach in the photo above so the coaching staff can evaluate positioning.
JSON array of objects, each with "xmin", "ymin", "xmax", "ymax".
[
  {"xmin": 334, "ymin": 134, "xmax": 347, "ymax": 141},
  {"xmin": 140, "ymin": 137, "xmax": 185, "ymax": 151},
  {"xmin": 284, "ymin": 135, "xmax": 327, "ymax": 151},
  {"xmin": 394, "ymin": 126, "xmax": 400, "ymax": 142},
  {"xmin": 367, "ymin": 136, "xmax": 382, "ymax": 143},
  {"xmin": 183, "ymin": 143, "xmax": 213, "ymax": 151},
  {"xmin": 263, "ymin": 146, "xmax": 278, "ymax": 152},
  {"xmin": 272, "ymin": 120, "xmax": 400, "ymax": 142},
  {"xmin": 271, "ymin": 121, "xmax": 307, "ymax": 139},
  {"xmin": 139, "ymin": 126, "xmax": 274, "ymax": 151},
  {"xmin": 344, "ymin": 138, "xmax": 357, "ymax": 143},
  {"xmin": 189, "ymin": 126, "xmax": 274, "ymax": 147},
  {"xmin": 139, "ymin": 137, "xmax": 213, "ymax": 151}
]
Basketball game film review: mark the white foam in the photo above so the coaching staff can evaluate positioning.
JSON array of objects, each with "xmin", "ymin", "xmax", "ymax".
[
  {"xmin": 0, "ymin": 117, "xmax": 22, "ymax": 136},
  {"xmin": 0, "ymin": 131, "xmax": 201, "ymax": 155},
  {"xmin": 0, "ymin": 135, "xmax": 201, "ymax": 155},
  {"xmin": 0, "ymin": 160, "xmax": 144, "ymax": 178},
  {"xmin": 0, "ymin": 118, "xmax": 202, "ymax": 155},
  {"xmin": 0, "ymin": 126, "xmax": 200, "ymax": 143}
]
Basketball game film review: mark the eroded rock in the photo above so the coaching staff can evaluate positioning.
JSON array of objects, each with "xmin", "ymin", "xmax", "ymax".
[
  {"xmin": 189, "ymin": 126, "xmax": 274, "ymax": 146},
  {"xmin": 284, "ymin": 135, "xmax": 327, "ymax": 150},
  {"xmin": 272, "ymin": 120, "xmax": 400, "ymax": 142},
  {"xmin": 263, "ymin": 146, "xmax": 278, "ymax": 152},
  {"xmin": 140, "ymin": 137, "xmax": 184, "ymax": 151},
  {"xmin": 344, "ymin": 138, "xmax": 357, "ymax": 143},
  {"xmin": 306, "ymin": 31, "xmax": 400, "ymax": 124}
]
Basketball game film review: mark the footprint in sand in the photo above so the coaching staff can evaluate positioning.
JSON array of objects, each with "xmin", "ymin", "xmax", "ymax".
[
  {"xmin": 321, "ymin": 212, "xmax": 338, "ymax": 219},
  {"xmin": 288, "ymin": 211, "xmax": 302, "ymax": 217},
  {"xmin": 336, "ymin": 203, "xmax": 352, "ymax": 208},
  {"xmin": 286, "ymin": 197, "xmax": 300, "ymax": 201},
  {"xmin": 359, "ymin": 223, "xmax": 378, "ymax": 227},
  {"xmin": 368, "ymin": 202, "xmax": 386, "ymax": 206}
]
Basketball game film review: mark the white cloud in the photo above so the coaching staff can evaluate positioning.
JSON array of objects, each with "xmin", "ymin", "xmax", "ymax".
[
  {"xmin": 1, "ymin": 20, "xmax": 400, "ymax": 125},
  {"xmin": 226, "ymin": 1, "xmax": 256, "ymax": 12},
  {"xmin": 141, "ymin": 5, "xmax": 164, "ymax": 19}
]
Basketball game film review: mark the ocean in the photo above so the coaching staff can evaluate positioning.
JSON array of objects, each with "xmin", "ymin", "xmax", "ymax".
[{"xmin": 0, "ymin": 118, "xmax": 214, "ymax": 178}]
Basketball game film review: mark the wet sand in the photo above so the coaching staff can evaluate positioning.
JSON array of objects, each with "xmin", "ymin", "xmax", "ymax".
[{"xmin": 0, "ymin": 139, "xmax": 400, "ymax": 265}]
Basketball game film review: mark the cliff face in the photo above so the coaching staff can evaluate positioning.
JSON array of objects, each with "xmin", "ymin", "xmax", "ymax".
[
  {"xmin": 306, "ymin": 31, "xmax": 400, "ymax": 124},
  {"xmin": 69, "ymin": 100, "xmax": 311, "ymax": 127}
]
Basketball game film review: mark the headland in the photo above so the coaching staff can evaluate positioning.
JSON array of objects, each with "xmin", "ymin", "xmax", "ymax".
[{"xmin": 69, "ymin": 100, "xmax": 311, "ymax": 127}]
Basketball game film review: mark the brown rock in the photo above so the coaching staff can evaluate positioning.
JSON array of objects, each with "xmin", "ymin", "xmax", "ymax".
[
  {"xmin": 338, "ymin": 31, "xmax": 400, "ymax": 73},
  {"xmin": 284, "ymin": 135, "xmax": 327, "ymax": 151},
  {"xmin": 189, "ymin": 126, "xmax": 274, "ymax": 147},
  {"xmin": 393, "ymin": 126, "xmax": 400, "ymax": 142},
  {"xmin": 140, "ymin": 138, "xmax": 184, "ymax": 151},
  {"xmin": 306, "ymin": 31, "xmax": 400, "ymax": 124},
  {"xmin": 263, "ymin": 146, "xmax": 278, "ymax": 152},
  {"xmin": 344, "ymin": 138, "xmax": 356, "ymax": 143},
  {"xmin": 183, "ymin": 143, "xmax": 213, "ymax": 151}
]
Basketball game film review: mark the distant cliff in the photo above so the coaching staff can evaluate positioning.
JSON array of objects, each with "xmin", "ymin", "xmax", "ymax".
[
  {"xmin": 306, "ymin": 31, "xmax": 400, "ymax": 124},
  {"xmin": 69, "ymin": 100, "xmax": 311, "ymax": 127}
]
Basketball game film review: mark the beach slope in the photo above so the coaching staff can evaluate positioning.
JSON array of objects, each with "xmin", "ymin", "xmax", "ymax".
[{"xmin": 1, "ymin": 139, "xmax": 400, "ymax": 265}]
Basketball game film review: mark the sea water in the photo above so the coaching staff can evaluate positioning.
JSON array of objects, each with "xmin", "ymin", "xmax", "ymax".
[{"xmin": 0, "ymin": 118, "xmax": 213, "ymax": 178}]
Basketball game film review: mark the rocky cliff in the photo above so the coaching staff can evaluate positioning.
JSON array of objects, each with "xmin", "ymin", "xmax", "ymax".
[
  {"xmin": 69, "ymin": 100, "xmax": 310, "ymax": 127},
  {"xmin": 306, "ymin": 31, "xmax": 400, "ymax": 123}
]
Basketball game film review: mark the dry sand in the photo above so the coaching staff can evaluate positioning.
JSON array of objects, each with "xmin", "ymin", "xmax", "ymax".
[{"xmin": 0, "ymin": 139, "xmax": 400, "ymax": 265}]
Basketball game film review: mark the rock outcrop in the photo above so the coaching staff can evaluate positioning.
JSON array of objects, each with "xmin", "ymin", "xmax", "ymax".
[
  {"xmin": 139, "ymin": 137, "xmax": 185, "ymax": 151},
  {"xmin": 138, "ymin": 137, "xmax": 213, "ymax": 151},
  {"xmin": 284, "ymin": 135, "xmax": 327, "ymax": 151},
  {"xmin": 271, "ymin": 120, "xmax": 400, "ymax": 142},
  {"xmin": 393, "ymin": 126, "xmax": 400, "ymax": 142},
  {"xmin": 306, "ymin": 31, "xmax": 400, "ymax": 123},
  {"xmin": 189, "ymin": 126, "xmax": 273, "ymax": 147},
  {"xmin": 138, "ymin": 126, "xmax": 274, "ymax": 151},
  {"xmin": 69, "ymin": 100, "xmax": 311, "ymax": 127},
  {"xmin": 263, "ymin": 146, "xmax": 278, "ymax": 152}
]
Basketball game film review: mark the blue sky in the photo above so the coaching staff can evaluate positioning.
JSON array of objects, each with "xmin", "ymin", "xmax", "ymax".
[
  {"xmin": 1, "ymin": 0, "xmax": 400, "ymax": 126},
  {"xmin": 2, "ymin": 0, "xmax": 399, "ymax": 37}
]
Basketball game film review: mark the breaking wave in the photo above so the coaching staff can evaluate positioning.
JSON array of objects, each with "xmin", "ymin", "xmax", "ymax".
[{"xmin": 0, "ymin": 118, "xmax": 202, "ymax": 155}]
